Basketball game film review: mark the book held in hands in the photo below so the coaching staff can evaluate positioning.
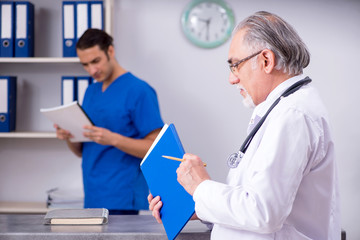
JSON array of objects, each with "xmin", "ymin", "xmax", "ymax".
[
  {"xmin": 140, "ymin": 123, "xmax": 195, "ymax": 240},
  {"xmin": 40, "ymin": 101, "xmax": 94, "ymax": 142},
  {"xmin": 44, "ymin": 208, "xmax": 109, "ymax": 225}
]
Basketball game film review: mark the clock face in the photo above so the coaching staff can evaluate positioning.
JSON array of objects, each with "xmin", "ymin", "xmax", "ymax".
[{"xmin": 181, "ymin": 0, "xmax": 235, "ymax": 48}]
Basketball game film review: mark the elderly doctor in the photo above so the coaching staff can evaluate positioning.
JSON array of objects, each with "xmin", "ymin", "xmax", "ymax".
[{"xmin": 149, "ymin": 11, "xmax": 340, "ymax": 239}]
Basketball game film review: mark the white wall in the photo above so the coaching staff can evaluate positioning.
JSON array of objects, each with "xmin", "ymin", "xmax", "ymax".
[
  {"xmin": 0, "ymin": 0, "xmax": 358, "ymax": 238},
  {"xmin": 113, "ymin": 0, "xmax": 360, "ymax": 238}
]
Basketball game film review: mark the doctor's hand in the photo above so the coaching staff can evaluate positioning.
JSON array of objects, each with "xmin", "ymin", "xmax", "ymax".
[
  {"xmin": 54, "ymin": 124, "xmax": 73, "ymax": 140},
  {"xmin": 148, "ymin": 193, "xmax": 199, "ymax": 224},
  {"xmin": 176, "ymin": 153, "xmax": 211, "ymax": 196},
  {"xmin": 83, "ymin": 125, "xmax": 115, "ymax": 145},
  {"xmin": 148, "ymin": 193, "xmax": 163, "ymax": 223}
]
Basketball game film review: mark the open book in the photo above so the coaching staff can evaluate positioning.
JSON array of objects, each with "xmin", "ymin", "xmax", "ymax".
[
  {"xmin": 44, "ymin": 208, "xmax": 109, "ymax": 225},
  {"xmin": 40, "ymin": 101, "xmax": 94, "ymax": 142},
  {"xmin": 140, "ymin": 123, "xmax": 195, "ymax": 240}
]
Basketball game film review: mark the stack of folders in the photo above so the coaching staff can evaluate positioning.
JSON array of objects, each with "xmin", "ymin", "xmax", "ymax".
[
  {"xmin": 0, "ymin": 1, "xmax": 34, "ymax": 57},
  {"xmin": 61, "ymin": 76, "xmax": 93, "ymax": 105},
  {"xmin": 62, "ymin": 1, "xmax": 104, "ymax": 57},
  {"xmin": 0, "ymin": 76, "xmax": 16, "ymax": 132},
  {"xmin": 46, "ymin": 188, "xmax": 84, "ymax": 209},
  {"xmin": 44, "ymin": 208, "xmax": 109, "ymax": 225}
]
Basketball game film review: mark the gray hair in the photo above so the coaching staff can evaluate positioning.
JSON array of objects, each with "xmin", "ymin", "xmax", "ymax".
[{"xmin": 234, "ymin": 11, "xmax": 310, "ymax": 75}]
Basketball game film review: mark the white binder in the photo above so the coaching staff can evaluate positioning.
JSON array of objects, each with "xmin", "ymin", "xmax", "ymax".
[
  {"xmin": 1, "ymin": 2, "xmax": 15, "ymax": 57},
  {"xmin": 61, "ymin": 76, "xmax": 76, "ymax": 105},
  {"xmin": 90, "ymin": 1, "xmax": 103, "ymax": 30},
  {"xmin": 76, "ymin": 2, "xmax": 89, "ymax": 40},
  {"xmin": 63, "ymin": 1, "xmax": 76, "ymax": 57}
]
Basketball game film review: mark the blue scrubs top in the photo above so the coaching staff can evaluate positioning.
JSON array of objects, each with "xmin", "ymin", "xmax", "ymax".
[{"xmin": 81, "ymin": 72, "xmax": 164, "ymax": 210}]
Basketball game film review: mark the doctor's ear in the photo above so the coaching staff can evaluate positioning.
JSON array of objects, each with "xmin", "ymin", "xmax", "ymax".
[{"xmin": 260, "ymin": 49, "xmax": 276, "ymax": 74}]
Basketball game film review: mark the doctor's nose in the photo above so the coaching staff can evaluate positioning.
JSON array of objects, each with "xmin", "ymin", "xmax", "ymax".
[{"xmin": 229, "ymin": 72, "xmax": 240, "ymax": 85}]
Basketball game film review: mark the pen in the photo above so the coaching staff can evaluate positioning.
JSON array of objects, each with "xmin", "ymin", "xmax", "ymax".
[{"xmin": 162, "ymin": 155, "xmax": 207, "ymax": 167}]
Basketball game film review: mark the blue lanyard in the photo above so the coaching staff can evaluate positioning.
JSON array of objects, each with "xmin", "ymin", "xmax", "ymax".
[{"xmin": 228, "ymin": 77, "xmax": 312, "ymax": 168}]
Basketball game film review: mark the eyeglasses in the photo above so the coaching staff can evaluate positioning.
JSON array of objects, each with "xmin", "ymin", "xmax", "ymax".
[{"xmin": 229, "ymin": 50, "xmax": 263, "ymax": 75}]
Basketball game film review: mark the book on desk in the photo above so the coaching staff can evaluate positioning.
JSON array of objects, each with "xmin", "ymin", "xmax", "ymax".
[{"xmin": 44, "ymin": 208, "xmax": 109, "ymax": 225}]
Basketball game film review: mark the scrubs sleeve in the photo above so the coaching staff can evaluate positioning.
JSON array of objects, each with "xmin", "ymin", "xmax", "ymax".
[
  {"xmin": 193, "ymin": 107, "xmax": 323, "ymax": 234},
  {"xmin": 131, "ymin": 85, "xmax": 164, "ymax": 138}
]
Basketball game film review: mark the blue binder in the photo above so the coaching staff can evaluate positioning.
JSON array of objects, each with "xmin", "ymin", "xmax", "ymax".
[
  {"xmin": 0, "ymin": 76, "xmax": 17, "ymax": 132},
  {"xmin": 76, "ymin": 76, "xmax": 91, "ymax": 105},
  {"xmin": 61, "ymin": 76, "xmax": 77, "ymax": 105},
  {"xmin": 89, "ymin": 1, "xmax": 103, "ymax": 30},
  {"xmin": 0, "ymin": 2, "xmax": 15, "ymax": 57},
  {"xmin": 15, "ymin": 1, "xmax": 35, "ymax": 57},
  {"xmin": 62, "ymin": 1, "xmax": 77, "ymax": 57},
  {"xmin": 140, "ymin": 124, "xmax": 195, "ymax": 240},
  {"xmin": 76, "ymin": 1, "xmax": 90, "ymax": 41}
]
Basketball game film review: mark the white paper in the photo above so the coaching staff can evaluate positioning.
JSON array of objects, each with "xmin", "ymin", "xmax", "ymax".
[
  {"xmin": 40, "ymin": 101, "xmax": 93, "ymax": 142},
  {"xmin": 140, "ymin": 124, "xmax": 168, "ymax": 166}
]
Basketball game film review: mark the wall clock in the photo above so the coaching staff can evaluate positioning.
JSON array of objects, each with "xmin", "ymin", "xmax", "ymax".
[{"xmin": 181, "ymin": 0, "xmax": 235, "ymax": 49}]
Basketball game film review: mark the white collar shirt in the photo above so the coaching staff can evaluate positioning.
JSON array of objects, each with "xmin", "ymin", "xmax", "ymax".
[{"xmin": 193, "ymin": 75, "xmax": 341, "ymax": 239}]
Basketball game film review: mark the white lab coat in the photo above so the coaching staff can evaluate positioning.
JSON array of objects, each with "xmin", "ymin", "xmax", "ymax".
[{"xmin": 193, "ymin": 75, "xmax": 341, "ymax": 239}]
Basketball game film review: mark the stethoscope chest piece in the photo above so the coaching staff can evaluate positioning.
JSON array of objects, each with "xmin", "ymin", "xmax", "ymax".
[
  {"xmin": 227, "ymin": 151, "xmax": 244, "ymax": 168},
  {"xmin": 226, "ymin": 77, "xmax": 312, "ymax": 169}
]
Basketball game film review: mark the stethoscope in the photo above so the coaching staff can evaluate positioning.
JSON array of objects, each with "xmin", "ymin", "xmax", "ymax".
[{"xmin": 227, "ymin": 77, "xmax": 312, "ymax": 168}]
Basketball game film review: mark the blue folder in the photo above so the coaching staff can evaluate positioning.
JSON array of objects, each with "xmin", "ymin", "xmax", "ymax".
[
  {"xmin": 61, "ymin": 76, "xmax": 77, "ymax": 105},
  {"xmin": 0, "ymin": 2, "xmax": 15, "ymax": 57},
  {"xmin": 89, "ymin": 1, "xmax": 104, "ymax": 30},
  {"xmin": 76, "ymin": 76, "xmax": 92, "ymax": 106},
  {"xmin": 62, "ymin": 1, "xmax": 77, "ymax": 57},
  {"xmin": 75, "ymin": 1, "xmax": 90, "ymax": 42},
  {"xmin": 140, "ymin": 124, "xmax": 195, "ymax": 240},
  {"xmin": 15, "ymin": 1, "xmax": 35, "ymax": 57},
  {"xmin": 0, "ymin": 76, "xmax": 17, "ymax": 132}
]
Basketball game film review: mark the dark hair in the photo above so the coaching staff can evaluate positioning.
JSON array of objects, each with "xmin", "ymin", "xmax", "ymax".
[{"xmin": 76, "ymin": 28, "xmax": 113, "ymax": 53}]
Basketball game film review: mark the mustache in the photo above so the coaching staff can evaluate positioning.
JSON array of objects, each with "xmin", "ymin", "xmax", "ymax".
[{"xmin": 236, "ymin": 84, "xmax": 245, "ymax": 91}]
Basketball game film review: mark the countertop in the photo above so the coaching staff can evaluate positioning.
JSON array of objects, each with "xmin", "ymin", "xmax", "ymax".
[{"xmin": 0, "ymin": 214, "xmax": 211, "ymax": 240}]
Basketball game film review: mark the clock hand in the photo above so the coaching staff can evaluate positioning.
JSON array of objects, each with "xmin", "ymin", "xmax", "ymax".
[
  {"xmin": 205, "ymin": 18, "xmax": 211, "ymax": 41},
  {"xmin": 197, "ymin": 17, "xmax": 209, "ymax": 23},
  {"xmin": 198, "ymin": 18, "xmax": 210, "ymax": 34}
]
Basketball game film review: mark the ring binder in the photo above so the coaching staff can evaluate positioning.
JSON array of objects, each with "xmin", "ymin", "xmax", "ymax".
[
  {"xmin": 0, "ymin": 76, "xmax": 17, "ymax": 132},
  {"xmin": 61, "ymin": 76, "xmax": 77, "ymax": 105},
  {"xmin": 62, "ymin": 1, "xmax": 77, "ymax": 57},
  {"xmin": 15, "ymin": 1, "xmax": 35, "ymax": 57},
  {"xmin": 0, "ymin": 2, "xmax": 15, "ymax": 57}
]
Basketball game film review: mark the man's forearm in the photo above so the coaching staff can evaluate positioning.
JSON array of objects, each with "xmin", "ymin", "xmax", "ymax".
[{"xmin": 66, "ymin": 140, "xmax": 82, "ymax": 158}]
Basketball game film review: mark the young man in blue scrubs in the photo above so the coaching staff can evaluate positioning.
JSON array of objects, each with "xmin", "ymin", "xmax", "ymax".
[{"xmin": 55, "ymin": 28, "xmax": 164, "ymax": 215}]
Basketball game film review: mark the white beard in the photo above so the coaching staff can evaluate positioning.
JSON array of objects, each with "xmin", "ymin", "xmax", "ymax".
[{"xmin": 236, "ymin": 84, "xmax": 256, "ymax": 109}]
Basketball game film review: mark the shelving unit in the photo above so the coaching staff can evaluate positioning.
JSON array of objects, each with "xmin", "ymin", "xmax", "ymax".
[
  {"xmin": 0, "ymin": 202, "xmax": 48, "ymax": 214},
  {"xmin": 0, "ymin": 57, "xmax": 79, "ymax": 63},
  {"xmin": 0, "ymin": 0, "xmax": 113, "ymax": 214},
  {"xmin": 0, "ymin": 132, "xmax": 56, "ymax": 138}
]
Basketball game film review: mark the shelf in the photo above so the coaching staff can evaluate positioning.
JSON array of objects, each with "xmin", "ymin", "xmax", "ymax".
[
  {"xmin": 0, "ymin": 57, "xmax": 80, "ymax": 63},
  {"xmin": 0, "ymin": 132, "xmax": 56, "ymax": 138},
  {"xmin": 0, "ymin": 201, "xmax": 48, "ymax": 214}
]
